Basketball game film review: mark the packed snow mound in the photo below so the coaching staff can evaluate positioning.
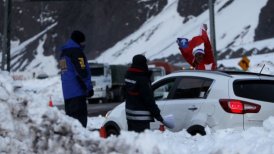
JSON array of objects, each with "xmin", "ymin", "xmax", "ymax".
[
  {"xmin": 0, "ymin": 71, "xmax": 13, "ymax": 101},
  {"xmin": 105, "ymin": 121, "xmax": 274, "ymax": 154},
  {"xmin": 0, "ymin": 71, "xmax": 105, "ymax": 153},
  {"xmin": 14, "ymin": 75, "xmax": 64, "ymax": 106},
  {"xmin": 2, "ymin": 71, "xmax": 274, "ymax": 153}
]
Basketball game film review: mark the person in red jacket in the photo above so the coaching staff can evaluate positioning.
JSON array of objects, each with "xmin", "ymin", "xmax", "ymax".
[{"xmin": 177, "ymin": 24, "xmax": 217, "ymax": 70}]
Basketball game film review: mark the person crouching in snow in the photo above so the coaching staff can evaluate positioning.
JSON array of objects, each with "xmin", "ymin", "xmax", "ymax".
[{"xmin": 177, "ymin": 24, "xmax": 217, "ymax": 70}]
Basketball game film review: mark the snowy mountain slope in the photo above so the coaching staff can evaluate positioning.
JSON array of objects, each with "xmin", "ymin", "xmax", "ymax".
[
  {"xmin": 10, "ymin": 23, "xmax": 59, "ymax": 76},
  {"xmin": 96, "ymin": 0, "xmax": 272, "ymax": 64},
  {"xmin": 219, "ymin": 52, "xmax": 274, "ymax": 74},
  {"xmin": 2, "ymin": 0, "xmax": 273, "ymax": 76},
  {"xmin": 0, "ymin": 0, "xmax": 168, "ymax": 73}
]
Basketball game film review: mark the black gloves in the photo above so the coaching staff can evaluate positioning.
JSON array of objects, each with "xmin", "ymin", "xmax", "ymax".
[
  {"xmin": 76, "ymin": 76, "xmax": 87, "ymax": 91},
  {"xmin": 76, "ymin": 75, "xmax": 94, "ymax": 98},
  {"xmin": 87, "ymin": 89, "xmax": 94, "ymax": 98}
]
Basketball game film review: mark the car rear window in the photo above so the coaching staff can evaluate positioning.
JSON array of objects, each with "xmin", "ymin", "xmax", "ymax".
[{"xmin": 233, "ymin": 80, "xmax": 274, "ymax": 102}]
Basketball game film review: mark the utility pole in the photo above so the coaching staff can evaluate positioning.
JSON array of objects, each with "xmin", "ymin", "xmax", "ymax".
[
  {"xmin": 209, "ymin": 0, "xmax": 217, "ymax": 64},
  {"xmin": 2, "ymin": 0, "xmax": 12, "ymax": 71}
]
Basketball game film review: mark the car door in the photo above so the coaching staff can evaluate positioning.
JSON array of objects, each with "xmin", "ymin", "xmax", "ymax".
[
  {"xmin": 161, "ymin": 76, "xmax": 214, "ymax": 132},
  {"xmin": 149, "ymin": 77, "xmax": 178, "ymax": 130}
]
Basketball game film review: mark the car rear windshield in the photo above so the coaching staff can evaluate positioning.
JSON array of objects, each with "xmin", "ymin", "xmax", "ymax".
[{"xmin": 233, "ymin": 80, "xmax": 274, "ymax": 102}]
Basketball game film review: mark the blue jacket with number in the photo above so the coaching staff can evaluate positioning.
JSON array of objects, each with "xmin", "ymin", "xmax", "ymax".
[{"xmin": 59, "ymin": 39, "xmax": 93, "ymax": 100}]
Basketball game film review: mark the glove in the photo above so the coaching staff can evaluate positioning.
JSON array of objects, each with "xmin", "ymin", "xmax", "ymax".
[
  {"xmin": 177, "ymin": 38, "xmax": 189, "ymax": 48},
  {"xmin": 192, "ymin": 59, "xmax": 199, "ymax": 67},
  {"xmin": 162, "ymin": 114, "xmax": 175, "ymax": 129},
  {"xmin": 87, "ymin": 89, "xmax": 94, "ymax": 98},
  {"xmin": 76, "ymin": 76, "xmax": 87, "ymax": 91},
  {"xmin": 201, "ymin": 23, "xmax": 207, "ymax": 32}
]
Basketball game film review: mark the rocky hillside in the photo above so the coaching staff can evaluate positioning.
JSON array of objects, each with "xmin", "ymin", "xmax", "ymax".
[
  {"xmin": 0, "ymin": 0, "xmax": 274, "ymax": 72},
  {"xmin": 0, "ymin": 0, "xmax": 167, "ymax": 59}
]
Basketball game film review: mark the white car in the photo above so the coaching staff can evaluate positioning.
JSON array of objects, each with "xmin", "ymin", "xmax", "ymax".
[{"xmin": 101, "ymin": 70, "xmax": 274, "ymax": 137}]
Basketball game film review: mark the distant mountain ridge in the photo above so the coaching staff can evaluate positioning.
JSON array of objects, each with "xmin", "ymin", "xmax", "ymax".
[
  {"xmin": 0, "ymin": 0, "xmax": 273, "ymax": 74},
  {"xmin": 96, "ymin": 0, "xmax": 274, "ymax": 65}
]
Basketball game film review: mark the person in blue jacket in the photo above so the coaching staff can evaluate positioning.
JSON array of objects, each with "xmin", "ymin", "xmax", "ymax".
[{"xmin": 59, "ymin": 30, "xmax": 94, "ymax": 127}]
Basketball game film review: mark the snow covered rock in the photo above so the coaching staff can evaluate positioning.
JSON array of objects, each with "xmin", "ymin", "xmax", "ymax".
[{"xmin": 0, "ymin": 71, "xmax": 14, "ymax": 101}]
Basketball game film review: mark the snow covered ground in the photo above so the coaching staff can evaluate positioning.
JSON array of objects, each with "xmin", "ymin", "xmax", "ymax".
[
  {"xmin": 1, "ymin": 59, "xmax": 274, "ymax": 153},
  {"xmin": 219, "ymin": 52, "xmax": 274, "ymax": 75},
  {"xmin": 10, "ymin": 23, "xmax": 59, "ymax": 76}
]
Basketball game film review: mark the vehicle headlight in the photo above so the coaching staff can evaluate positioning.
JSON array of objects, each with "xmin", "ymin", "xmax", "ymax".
[{"xmin": 105, "ymin": 110, "xmax": 112, "ymax": 118}]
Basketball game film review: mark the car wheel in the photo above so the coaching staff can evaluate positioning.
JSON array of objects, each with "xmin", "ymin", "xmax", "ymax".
[
  {"xmin": 187, "ymin": 125, "xmax": 206, "ymax": 136},
  {"xmin": 104, "ymin": 121, "xmax": 120, "ymax": 137},
  {"xmin": 106, "ymin": 126, "xmax": 119, "ymax": 137}
]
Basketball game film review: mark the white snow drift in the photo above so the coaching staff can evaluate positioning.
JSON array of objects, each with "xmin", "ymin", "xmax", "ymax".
[{"xmin": 1, "ymin": 59, "xmax": 274, "ymax": 153}]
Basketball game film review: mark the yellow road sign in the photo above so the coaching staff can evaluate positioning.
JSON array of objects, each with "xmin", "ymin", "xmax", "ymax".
[{"xmin": 238, "ymin": 55, "xmax": 250, "ymax": 71}]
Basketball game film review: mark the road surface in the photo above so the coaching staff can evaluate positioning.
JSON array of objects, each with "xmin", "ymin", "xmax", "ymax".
[{"xmin": 56, "ymin": 102, "xmax": 121, "ymax": 117}]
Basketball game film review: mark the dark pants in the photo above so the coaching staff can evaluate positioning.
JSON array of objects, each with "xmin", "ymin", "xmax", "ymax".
[
  {"xmin": 127, "ymin": 120, "xmax": 150, "ymax": 133},
  {"xmin": 65, "ymin": 96, "xmax": 87, "ymax": 127}
]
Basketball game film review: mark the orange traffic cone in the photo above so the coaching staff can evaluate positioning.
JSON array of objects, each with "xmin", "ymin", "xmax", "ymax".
[
  {"xmin": 159, "ymin": 124, "xmax": 165, "ymax": 132},
  {"xmin": 99, "ymin": 127, "xmax": 107, "ymax": 138},
  {"xmin": 48, "ymin": 97, "xmax": 53, "ymax": 107}
]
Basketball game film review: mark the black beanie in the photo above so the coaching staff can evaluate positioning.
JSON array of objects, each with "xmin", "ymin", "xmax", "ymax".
[
  {"xmin": 71, "ymin": 30, "xmax": 85, "ymax": 44},
  {"xmin": 131, "ymin": 54, "xmax": 148, "ymax": 71}
]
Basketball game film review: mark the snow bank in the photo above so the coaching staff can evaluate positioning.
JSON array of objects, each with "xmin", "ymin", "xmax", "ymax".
[
  {"xmin": 0, "ymin": 71, "xmax": 13, "ymax": 101},
  {"xmin": 103, "ymin": 121, "xmax": 274, "ymax": 154},
  {"xmin": 0, "ymin": 71, "xmax": 105, "ymax": 153},
  {"xmin": 15, "ymin": 75, "xmax": 64, "ymax": 106},
  {"xmin": 1, "ymin": 71, "xmax": 274, "ymax": 153}
]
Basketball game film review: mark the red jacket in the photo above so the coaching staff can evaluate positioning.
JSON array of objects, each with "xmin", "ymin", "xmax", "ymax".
[{"xmin": 179, "ymin": 30, "xmax": 216, "ymax": 70}]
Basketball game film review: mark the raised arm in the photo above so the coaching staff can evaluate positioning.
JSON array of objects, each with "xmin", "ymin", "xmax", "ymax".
[
  {"xmin": 201, "ymin": 30, "xmax": 217, "ymax": 69},
  {"xmin": 178, "ymin": 36, "xmax": 204, "ymax": 67}
]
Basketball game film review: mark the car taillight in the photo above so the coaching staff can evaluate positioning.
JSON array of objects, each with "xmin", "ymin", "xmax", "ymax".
[{"xmin": 219, "ymin": 99, "xmax": 261, "ymax": 114}]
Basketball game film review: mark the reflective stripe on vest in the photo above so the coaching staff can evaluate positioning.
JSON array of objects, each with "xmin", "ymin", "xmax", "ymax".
[
  {"xmin": 126, "ymin": 109, "xmax": 151, "ymax": 115},
  {"xmin": 126, "ymin": 115, "xmax": 153, "ymax": 121},
  {"xmin": 125, "ymin": 78, "xmax": 136, "ymax": 84},
  {"xmin": 126, "ymin": 109, "xmax": 153, "ymax": 121}
]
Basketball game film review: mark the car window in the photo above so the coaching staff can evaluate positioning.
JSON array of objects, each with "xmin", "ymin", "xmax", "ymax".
[
  {"xmin": 233, "ymin": 80, "xmax": 274, "ymax": 102},
  {"xmin": 172, "ymin": 77, "xmax": 213, "ymax": 99},
  {"xmin": 152, "ymin": 78, "xmax": 176, "ymax": 101}
]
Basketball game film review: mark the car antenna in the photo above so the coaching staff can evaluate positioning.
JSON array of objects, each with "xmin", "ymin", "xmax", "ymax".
[{"xmin": 258, "ymin": 64, "xmax": 265, "ymax": 79}]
